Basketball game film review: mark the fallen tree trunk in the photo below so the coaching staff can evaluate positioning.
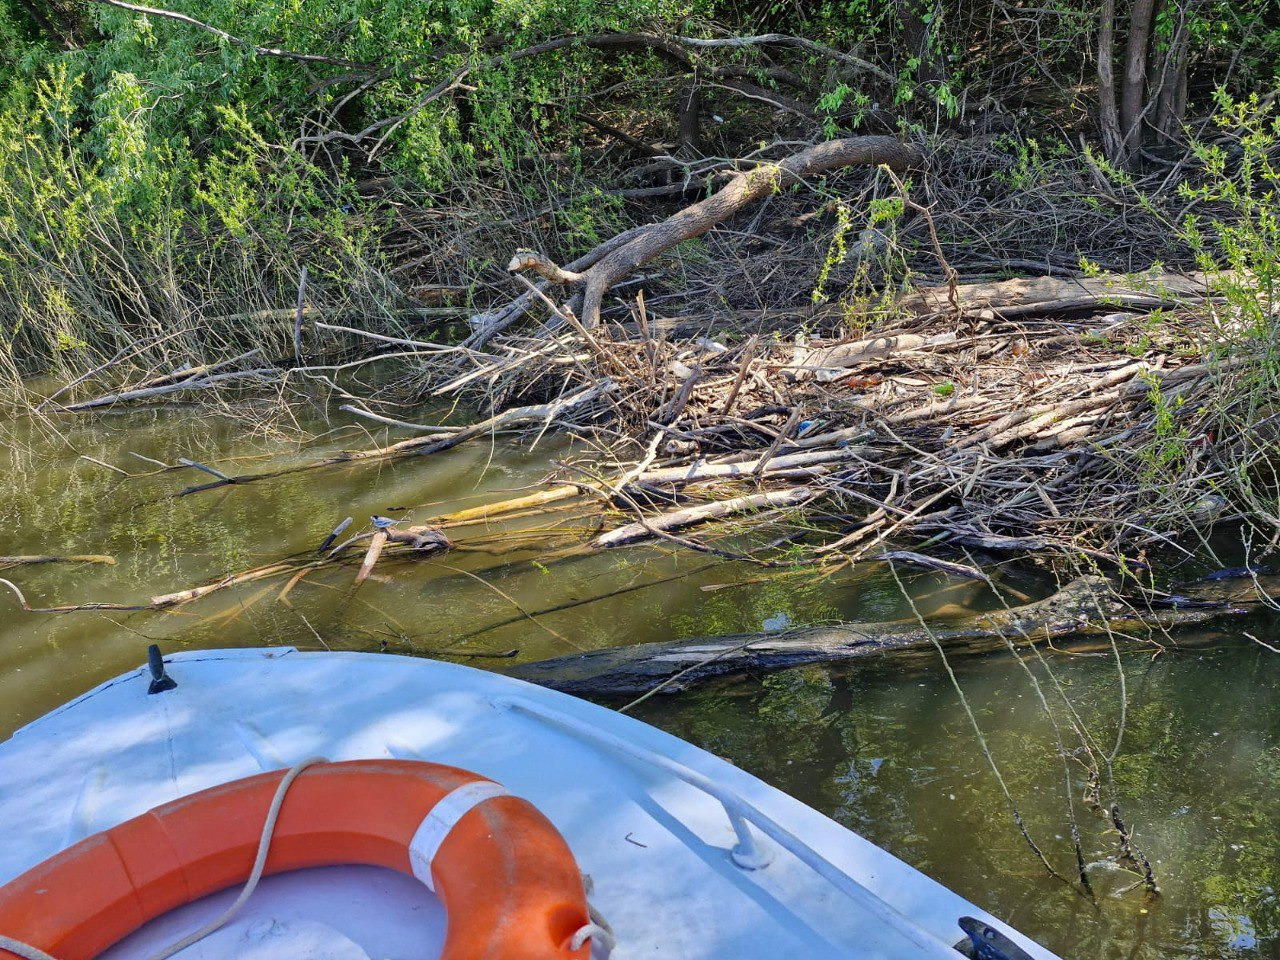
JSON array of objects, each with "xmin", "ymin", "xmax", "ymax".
[
  {"xmin": 509, "ymin": 576, "xmax": 1239, "ymax": 695},
  {"xmin": 512, "ymin": 136, "xmax": 922, "ymax": 328},
  {"xmin": 899, "ymin": 271, "xmax": 1211, "ymax": 319}
]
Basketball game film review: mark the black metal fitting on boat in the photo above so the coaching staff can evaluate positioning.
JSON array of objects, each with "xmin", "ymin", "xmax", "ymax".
[
  {"xmin": 955, "ymin": 917, "xmax": 1036, "ymax": 960},
  {"xmin": 146, "ymin": 644, "xmax": 177, "ymax": 695}
]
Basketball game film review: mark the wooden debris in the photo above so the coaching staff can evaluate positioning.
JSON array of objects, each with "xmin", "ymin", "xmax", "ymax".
[
  {"xmin": 899, "ymin": 271, "xmax": 1211, "ymax": 318},
  {"xmin": 355, "ymin": 531, "xmax": 389, "ymax": 585},
  {"xmin": 510, "ymin": 577, "xmax": 1239, "ymax": 695},
  {"xmin": 60, "ymin": 349, "xmax": 268, "ymax": 411},
  {"xmin": 0, "ymin": 555, "xmax": 116, "ymax": 567},
  {"xmin": 151, "ymin": 563, "xmax": 294, "ymax": 609},
  {"xmin": 878, "ymin": 550, "xmax": 991, "ymax": 583},
  {"xmin": 593, "ymin": 487, "xmax": 816, "ymax": 548},
  {"xmin": 436, "ymin": 486, "xmax": 582, "ymax": 525}
]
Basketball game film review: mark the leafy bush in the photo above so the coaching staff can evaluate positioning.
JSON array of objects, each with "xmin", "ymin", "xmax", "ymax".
[{"xmin": 0, "ymin": 65, "xmax": 386, "ymax": 384}]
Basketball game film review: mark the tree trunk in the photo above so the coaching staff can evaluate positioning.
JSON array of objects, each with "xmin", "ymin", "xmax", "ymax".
[
  {"xmin": 900, "ymin": 0, "xmax": 950, "ymax": 92},
  {"xmin": 678, "ymin": 81, "xmax": 702, "ymax": 157},
  {"xmin": 1151, "ymin": 2, "xmax": 1193, "ymax": 146},
  {"xmin": 1120, "ymin": 0, "xmax": 1158, "ymax": 164},
  {"xmin": 1097, "ymin": 0, "xmax": 1125, "ymax": 164}
]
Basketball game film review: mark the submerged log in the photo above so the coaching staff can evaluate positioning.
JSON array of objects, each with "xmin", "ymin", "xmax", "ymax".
[
  {"xmin": 509, "ymin": 576, "xmax": 1239, "ymax": 695},
  {"xmin": 0, "ymin": 555, "xmax": 116, "ymax": 567}
]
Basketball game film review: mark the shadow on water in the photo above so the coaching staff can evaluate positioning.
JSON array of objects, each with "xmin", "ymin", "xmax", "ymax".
[{"xmin": 0, "ymin": 406, "xmax": 1277, "ymax": 959}]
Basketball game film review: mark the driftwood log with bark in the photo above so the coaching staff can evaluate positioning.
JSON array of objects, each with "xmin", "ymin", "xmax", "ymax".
[
  {"xmin": 898, "ymin": 271, "xmax": 1211, "ymax": 319},
  {"xmin": 509, "ymin": 577, "xmax": 1240, "ymax": 695}
]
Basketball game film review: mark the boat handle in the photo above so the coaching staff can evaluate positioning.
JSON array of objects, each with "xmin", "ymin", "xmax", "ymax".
[{"xmin": 500, "ymin": 696, "xmax": 966, "ymax": 960}]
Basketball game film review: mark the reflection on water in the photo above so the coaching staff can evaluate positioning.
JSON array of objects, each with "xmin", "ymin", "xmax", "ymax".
[
  {"xmin": 635, "ymin": 639, "xmax": 1280, "ymax": 959},
  {"xmin": 1, "ymin": 407, "xmax": 1278, "ymax": 959}
]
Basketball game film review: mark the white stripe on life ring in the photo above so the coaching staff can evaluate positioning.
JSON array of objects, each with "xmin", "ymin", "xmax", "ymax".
[{"xmin": 409, "ymin": 780, "xmax": 511, "ymax": 892}]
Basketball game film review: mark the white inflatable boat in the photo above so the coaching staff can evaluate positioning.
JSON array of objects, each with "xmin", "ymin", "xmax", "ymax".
[{"xmin": 0, "ymin": 647, "xmax": 1062, "ymax": 960}]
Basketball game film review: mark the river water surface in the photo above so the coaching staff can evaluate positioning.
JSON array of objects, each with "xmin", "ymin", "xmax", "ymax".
[{"xmin": 1, "ymin": 405, "xmax": 1277, "ymax": 959}]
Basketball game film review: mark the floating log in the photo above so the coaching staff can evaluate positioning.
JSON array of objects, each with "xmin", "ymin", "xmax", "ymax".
[
  {"xmin": 150, "ymin": 563, "xmax": 295, "ymax": 609},
  {"xmin": 510, "ymin": 577, "xmax": 1240, "ymax": 695}
]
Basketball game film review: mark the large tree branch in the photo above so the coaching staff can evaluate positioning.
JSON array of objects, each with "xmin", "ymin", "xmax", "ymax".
[
  {"xmin": 89, "ymin": 0, "xmax": 378, "ymax": 69},
  {"xmin": 510, "ymin": 136, "xmax": 923, "ymax": 329},
  {"xmin": 674, "ymin": 32, "xmax": 894, "ymax": 84}
]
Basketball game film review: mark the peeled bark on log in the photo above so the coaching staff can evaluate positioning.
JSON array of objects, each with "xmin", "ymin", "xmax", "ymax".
[
  {"xmin": 151, "ymin": 563, "xmax": 294, "ymax": 609},
  {"xmin": 512, "ymin": 136, "xmax": 922, "ymax": 328},
  {"xmin": 638, "ymin": 447, "xmax": 862, "ymax": 485},
  {"xmin": 436, "ymin": 486, "xmax": 582, "ymax": 525},
  {"xmin": 355, "ymin": 531, "xmax": 389, "ymax": 585},
  {"xmin": 510, "ymin": 577, "xmax": 1239, "ymax": 695},
  {"xmin": 593, "ymin": 486, "xmax": 816, "ymax": 548},
  {"xmin": 787, "ymin": 332, "xmax": 956, "ymax": 380}
]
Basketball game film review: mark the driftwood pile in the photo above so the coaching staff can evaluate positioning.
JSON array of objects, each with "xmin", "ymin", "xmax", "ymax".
[
  {"xmin": 22, "ymin": 263, "xmax": 1234, "ymax": 603},
  {"xmin": 31, "ymin": 131, "xmax": 1230, "ymax": 575},
  {"xmin": 404, "ymin": 268, "xmax": 1225, "ymax": 570},
  {"xmin": 7, "ymin": 266, "xmax": 1245, "ymax": 685}
]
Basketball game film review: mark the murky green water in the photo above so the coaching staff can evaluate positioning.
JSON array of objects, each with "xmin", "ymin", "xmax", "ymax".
[{"xmin": 1, "ymin": 406, "xmax": 1277, "ymax": 959}]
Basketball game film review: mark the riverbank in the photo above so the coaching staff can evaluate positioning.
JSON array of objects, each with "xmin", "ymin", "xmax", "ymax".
[{"xmin": 16, "ymin": 260, "xmax": 1269, "ymax": 582}]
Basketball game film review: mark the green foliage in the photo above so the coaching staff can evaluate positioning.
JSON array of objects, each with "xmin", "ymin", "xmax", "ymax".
[
  {"xmin": 10, "ymin": 0, "xmax": 702, "ymax": 180},
  {"xmin": 1137, "ymin": 372, "xmax": 1190, "ymax": 483},
  {"xmin": 0, "ymin": 64, "xmax": 383, "ymax": 380},
  {"xmin": 1092, "ymin": 87, "xmax": 1280, "ymax": 532},
  {"xmin": 811, "ymin": 199, "xmax": 852, "ymax": 302},
  {"xmin": 807, "ymin": 185, "xmax": 912, "ymax": 336},
  {"xmin": 1180, "ymin": 90, "xmax": 1279, "ymax": 332}
]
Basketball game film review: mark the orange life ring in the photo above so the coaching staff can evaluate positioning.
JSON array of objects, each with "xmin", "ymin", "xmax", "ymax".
[{"xmin": 0, "ymin": 759, "xmax": 591, "ymax": 960}]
